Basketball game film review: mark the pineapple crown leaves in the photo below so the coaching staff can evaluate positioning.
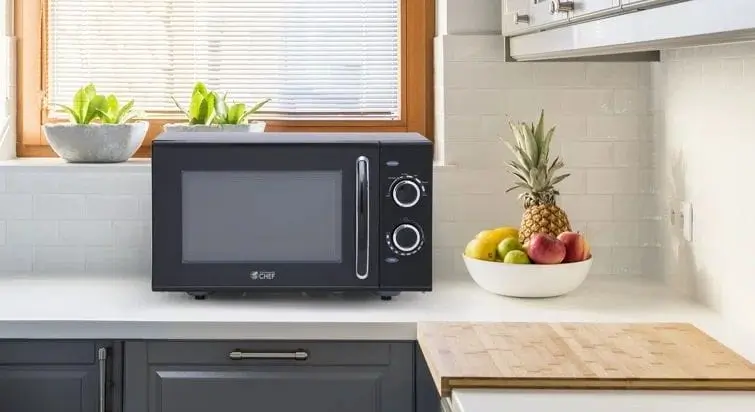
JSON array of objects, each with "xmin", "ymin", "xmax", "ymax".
[{"xmin": 502, "ymin": 110, "xmax": 570, "ymax": 197}]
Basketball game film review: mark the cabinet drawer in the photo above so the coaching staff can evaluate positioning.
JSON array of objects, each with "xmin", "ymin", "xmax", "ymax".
[
  {"xmin": 0, "ymin": 341, "xmax": 95, "ymax": 365},
  {"xmin": 146, "ymin": 341, "xmax": 392, "ymax": 366},
  {"xmin": 530, "ymin": 0, "xmax": 569, "ymax": 28}
]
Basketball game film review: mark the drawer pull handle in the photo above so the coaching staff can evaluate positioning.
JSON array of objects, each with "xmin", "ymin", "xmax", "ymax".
[{"xmin": 229, "ymin": 350, "xmax": 309, "ymax": 361}]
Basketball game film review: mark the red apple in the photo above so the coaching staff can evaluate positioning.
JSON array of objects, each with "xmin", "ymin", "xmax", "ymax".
[
  {"xmin": 526, "ymin": 233, "xmax": 566, "ymax": 264},
  {"xmin": 557, "ymin": 231, "xmax": 591, "ymax": 263}
]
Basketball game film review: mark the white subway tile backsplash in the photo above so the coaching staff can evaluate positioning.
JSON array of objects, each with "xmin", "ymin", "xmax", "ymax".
[
  {"xmin": 34, "ymin": 194, "xmax": 86, "ymax": 220},
  {"xmin": 33, "ymin": 246, "xmax": 86, "ymax": 273},
  {"xmin": 533, "ymin": 63, "xmax": 587, "ymax": 88},
  {"xmin": 559, "ymin": 90, "xmax": 614, "ymax": 116},
  {"xmin": 85, "ymin": 246, "xmax": 149, "ymax": 273},
  {"xmin": 586, "ymin": 169, "xmax": 641, "ymax": 194},
  {"xmin": 6, "ymin": 221, "xmax": 58, "ymax": 245},
  {"xmin": 561, "ymin": 142, "xmax": 614, "ymax": 168},
  {"xmin": 560, "ymin": 195, "xmax": 613, "ymax": 221},
  {"xmin": 0, "ymin": 194, "xmax": 33, "ymax": 219},
  {"xmin": 85, "ymin": 195, "xmax": 140, "ymax": 220},
  {"xmin": 137, "ymin": 195, "xmax": 152, "ymax": 220},
  {"xmin": 0, "ymin": 245, "xmax": 33, "ymax": 272},
  {"xmin": 586, "ymin": 63, "xmax": 640, "ymax": 88},
  {"xmin": 587, "ymin": 115, "xmax": 640, "ymax": 140},
  {"xmin": 59, "ymin": 221, "xmax": 113, "ymax": 246},
  {"xmin": 113, "ymin": 221, "xmax": 151, "ymax": 247}
]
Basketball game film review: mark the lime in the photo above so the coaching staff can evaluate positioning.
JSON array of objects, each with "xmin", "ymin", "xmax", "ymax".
[
  {"xmin": 496, "ymin": 236, "xmax": 523, "ymax": 260},
  {"xmin": 503, "ymin": 250, "xmax": 530, "ymax": 264}
]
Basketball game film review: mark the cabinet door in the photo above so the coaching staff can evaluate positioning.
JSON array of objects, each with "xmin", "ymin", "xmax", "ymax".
[
  {"xmin": 571, "ymin": 0, "xmax": 621, "ymax": 19},
  {"xmin": 124, "ymin": 341, "xmax": 414, "ymax": 412},
  {"xmin": 0, "ymin": 341, "xmax": 119, "ymax": 412},
  {"xmin": 502, "ymin": 0, "xmax": 531, "ymax": 35}
]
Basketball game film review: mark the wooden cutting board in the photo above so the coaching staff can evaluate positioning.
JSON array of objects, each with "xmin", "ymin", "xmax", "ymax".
[{"xmin": 417, "ymin": 322, "xmax": 755, "ymax": 396}]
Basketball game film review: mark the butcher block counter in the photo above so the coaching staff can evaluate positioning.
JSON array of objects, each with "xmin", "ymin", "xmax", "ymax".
[{"xmin": 418, "ymin": 322, "xmax": 755, "ymax": 412}]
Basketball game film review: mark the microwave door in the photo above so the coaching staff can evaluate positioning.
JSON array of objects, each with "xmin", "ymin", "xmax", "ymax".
[{"xmin": 152, "ymin": 144, "xmax": 380, "ymax": 291}]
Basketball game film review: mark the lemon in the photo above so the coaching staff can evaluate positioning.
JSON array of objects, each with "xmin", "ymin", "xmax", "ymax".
[
  {"xmin": 496, "ymin": 236, "xmax": 523, "ymax": 261},
  {"xmin": 464, "ymin": 238, "xmax": 498, "ymax": 261},
  {"xmin": 503, "ymin": 250, "xmax": 530, "ymax": 264}
]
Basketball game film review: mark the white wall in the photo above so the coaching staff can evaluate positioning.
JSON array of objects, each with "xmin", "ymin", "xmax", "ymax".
[
  {"xmin": 0, "ymin": 0, "xmax": 659, "ymax": 280},
  {"xmin": 654, "ymin": 41, "xmax": 755, "ymax": 329}
]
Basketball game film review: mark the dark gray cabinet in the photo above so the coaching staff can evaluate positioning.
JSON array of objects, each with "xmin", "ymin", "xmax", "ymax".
[
  {"xmin": 0, "ymin": 341, "xmax": 121, "ymax": 412},
  {"xmin": 0, "ymin": 339, "xmax": 429, "ymax": 412},
  {"xmin": 123, "ymin": 341, "xmax": 415, "ymax": 412}
]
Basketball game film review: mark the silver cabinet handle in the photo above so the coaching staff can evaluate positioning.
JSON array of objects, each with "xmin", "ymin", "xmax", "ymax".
[
  {"xmin": 97, "ymin": 347, "xmax": 107, "ymax": 412},
  {"xmin": 515, "ymin": 13, "xmax": 530, "ymax": 24},
  {"xmin": 229, "ymin": 350, "xmax": 309, "ymax": 361},
  {"xmin": 550, "ymin": 0, "xmax": 574, "ymax": 13},
  {"xmin": 355, "ymin": 156, "xmax": 370, "ymax": 280}
]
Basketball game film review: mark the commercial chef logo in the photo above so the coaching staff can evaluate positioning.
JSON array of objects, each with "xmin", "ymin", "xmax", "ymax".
[{"xmin": 250, "ymin": 270, "xmax": 276, "ymax": 280}]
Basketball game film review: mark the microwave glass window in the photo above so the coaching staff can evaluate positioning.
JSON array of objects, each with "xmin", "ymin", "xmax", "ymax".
[{"xmin": 182, "ymin": 171, "xmax": 343, "ymax": 263}]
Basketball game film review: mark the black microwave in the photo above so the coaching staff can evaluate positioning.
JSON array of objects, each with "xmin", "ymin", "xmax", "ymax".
[{"xmin": 151, "ymin": 132, "xmax": 433, "ymax": 300}]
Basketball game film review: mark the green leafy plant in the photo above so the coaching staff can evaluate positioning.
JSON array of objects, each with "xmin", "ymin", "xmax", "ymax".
[
  {"xmin": 214, "ymin": 94, "xmax": 271, "ymax": 125},
  {"xmin": 56, "ymin": 83, "xmax": 141, "ymax": 125},
  {"xmin": 96, "ymin": 95, "xmax": 140, "ymax": 124},
  {"xmin": 57, "ymin": 83, "xmax": 107, "ymax": 125},
  {"xmin": 170, "ymin": 82, "xmax": 217, "ymax": 125}
]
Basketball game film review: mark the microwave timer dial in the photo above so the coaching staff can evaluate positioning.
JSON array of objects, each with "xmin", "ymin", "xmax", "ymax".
[
  {"xmin": 390, "ymin": 175, "xmax": 425, "ymax": 208},
  {"xmin": 388, "ymin": 223, "xmax": 424, "ymax": 255}
]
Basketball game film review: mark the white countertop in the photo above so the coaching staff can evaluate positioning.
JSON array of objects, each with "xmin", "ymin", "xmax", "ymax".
[{"xmin": 0, "ymin": 274, "xmax": 743, "ymax": 344}]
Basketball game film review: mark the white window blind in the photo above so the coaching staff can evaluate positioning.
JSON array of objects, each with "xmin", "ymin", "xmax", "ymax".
[{"xmin": 47, "ymin": 0, "xmax": 400, "ymax": 120}]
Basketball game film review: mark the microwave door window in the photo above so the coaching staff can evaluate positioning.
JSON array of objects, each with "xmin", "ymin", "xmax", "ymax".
[{"xmin": 181, "ymin": 171, "xmax": 343, "ymax": 263}]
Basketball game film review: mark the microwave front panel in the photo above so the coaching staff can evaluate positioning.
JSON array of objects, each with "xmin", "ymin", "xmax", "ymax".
[{"xmin": 152, "ymin": 144, "xmax": 380, "ymax": 290}]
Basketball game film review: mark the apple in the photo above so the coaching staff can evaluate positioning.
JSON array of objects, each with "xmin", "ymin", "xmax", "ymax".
[
  {"xmin": 557, "ymin": 231, "xmax": 591, "ymax": 263},
  {"xmin": 526, "ymin": 233, "xmax": 566, "ymax": 264}
]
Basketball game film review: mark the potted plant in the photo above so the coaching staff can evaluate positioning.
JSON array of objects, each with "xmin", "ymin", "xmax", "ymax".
[
  {"xmin": 214, "ymin": 93, "xmax": 270, "ymax": 132},
  {"xmin": 43, "ymin": 83, "xmax": 147, "ymax": 163},
  {"xmin": 164, "ymin": 82, "xmax": 270, "ymax": 132}
]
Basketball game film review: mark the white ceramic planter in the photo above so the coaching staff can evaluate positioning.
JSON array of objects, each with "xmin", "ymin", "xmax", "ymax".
[
  {"xmin": 163, "ymin": 121, "xmax": 266, "ymax": 133},
  {"xmin": 42, "ymin": 121, "xmax": 149, "ymax": 163},
  {"xmin": 462, "ymin": 254, "xmax": 592, "ymax": 298}
]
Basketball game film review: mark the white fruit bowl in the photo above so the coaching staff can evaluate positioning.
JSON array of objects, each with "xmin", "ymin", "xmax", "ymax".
[{"xmin": 462, "ymin": 254, "xmax": 592, "ymax": 298}]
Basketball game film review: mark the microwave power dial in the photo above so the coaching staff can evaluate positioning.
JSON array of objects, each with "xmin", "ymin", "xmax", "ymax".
[
  {"xmin": 391, "ymin": 176, "xmax": 423, "ymax": 208},
  {"xmin": 391, "ymin": 223, "xmax": 423, "ymax": 254}
]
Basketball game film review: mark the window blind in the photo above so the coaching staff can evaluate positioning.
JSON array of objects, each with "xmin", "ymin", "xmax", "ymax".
[{"xmin": 47, "ymin": 0, "xmax": 400, "ymax": 120}]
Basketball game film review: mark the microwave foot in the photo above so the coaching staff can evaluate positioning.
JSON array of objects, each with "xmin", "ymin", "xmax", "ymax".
[
  {"xmin": 378, "ymin": 291, "xmax": 400, "ymax": 301},
  {"xmin": 188, "ymin": 291, "xmax": 213, "ymax": 300}
]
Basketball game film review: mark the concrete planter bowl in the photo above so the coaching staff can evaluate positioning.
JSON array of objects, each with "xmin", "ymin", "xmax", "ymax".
[
  {"xmin": 43, "ymin": 121, "xmax": 149, "ymax": 163},
  {"xmin": 163, "ymin": 121, "xmax": 266, "ymax": 133}
]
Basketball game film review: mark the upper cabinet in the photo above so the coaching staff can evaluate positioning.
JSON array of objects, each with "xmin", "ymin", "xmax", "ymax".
[
  {"xmin": 503, "ymin": 0, "xmax": 755, "ymax": 62},
  {"xmin": 570, "ymin": 0, "xmax": 620, "ymax": 20}
]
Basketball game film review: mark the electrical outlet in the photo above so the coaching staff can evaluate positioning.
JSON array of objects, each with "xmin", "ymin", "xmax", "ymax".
[{"xmin": 681, "ymin": 201, "xmax": 693, "ymax": 241}]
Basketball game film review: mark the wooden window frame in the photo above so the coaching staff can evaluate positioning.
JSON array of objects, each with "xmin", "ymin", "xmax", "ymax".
[{"xmin": 16, "ymin": 0, "xmax": 434, "ymax": 157}]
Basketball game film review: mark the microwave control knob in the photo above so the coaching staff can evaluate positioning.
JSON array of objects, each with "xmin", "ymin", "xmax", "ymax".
[
  {"xmin": 392, "ymin": 224, "xmax": 422, "ymax": 253},
  {"xmin": 392, "ymin": 178, "xmax": 422, "ymax": 208}
]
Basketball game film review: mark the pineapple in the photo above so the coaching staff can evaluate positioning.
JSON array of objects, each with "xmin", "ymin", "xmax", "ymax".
[{"xmin": 504, "ymin": 110, "xmax": 572, "ymax": 244}]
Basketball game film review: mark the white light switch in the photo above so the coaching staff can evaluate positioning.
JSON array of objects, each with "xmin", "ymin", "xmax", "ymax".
[{"xmin": 682, "ymin": 201, "xmax": 693, "ymax": 242}]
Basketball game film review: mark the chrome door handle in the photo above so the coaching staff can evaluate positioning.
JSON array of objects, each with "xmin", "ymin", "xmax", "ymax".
[
  {"xmin": 229, "ymin": 350, "xmax": 309, "ymax": 361},
  {"xmin": 550, "ymin": 0, "xmax": 574, "ymax": 13},
  {"xmin": 515, "ymin": 13, "xmax": 530, "ymax": 24},
  {"xmin": 97, "ymin": 347, "xmax": 107, "ymax": 412},
  {"xmin": 355, "ymin": 156, "xmax": 369, "ymax": 280}
]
